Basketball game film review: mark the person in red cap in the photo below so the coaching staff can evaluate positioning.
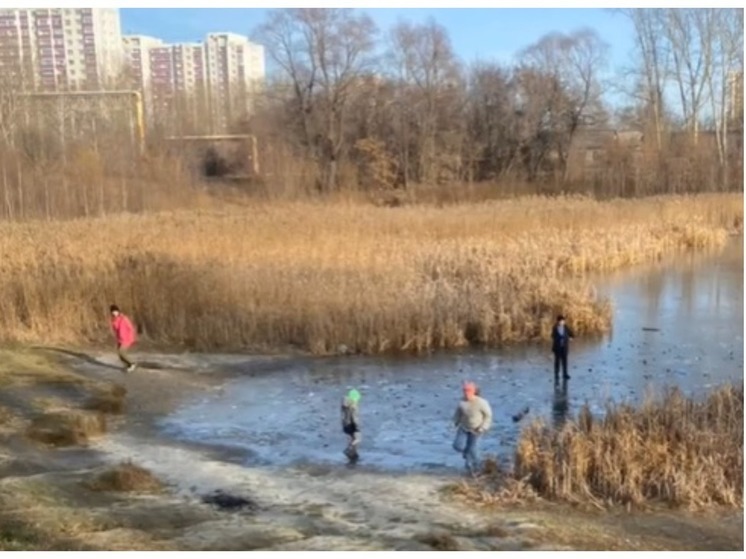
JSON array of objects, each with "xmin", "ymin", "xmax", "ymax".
[
  {"xmin": 452, "ymin": 381, "xmax": 492, "ymax": 475},
  {"xmin": 110, "ymin": 304, "xmax": 137, "ymax": 373}
]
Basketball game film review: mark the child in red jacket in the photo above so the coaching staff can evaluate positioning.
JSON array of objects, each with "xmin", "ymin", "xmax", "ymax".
[{"xmin": 110, "ymin": 304, "xmax": 137, "ymax": 373}]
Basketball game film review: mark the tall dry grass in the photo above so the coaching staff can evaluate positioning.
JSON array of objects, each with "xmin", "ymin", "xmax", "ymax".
[
  {"xmin": 0, "ymin": 193, "xmax": 740, "ymax": 354},
  {"xmin": 0, "ymin": 148, "xmax": 209, "ymax": 221},
  {"xmin": 511, "ymin": 384, "xmax": 743, "ymax": 509}
]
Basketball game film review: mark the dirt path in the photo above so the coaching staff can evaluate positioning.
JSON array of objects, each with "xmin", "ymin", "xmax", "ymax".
[{"xmin": 0, "ymin": 348, "xmax": 742, "ymax": 551}]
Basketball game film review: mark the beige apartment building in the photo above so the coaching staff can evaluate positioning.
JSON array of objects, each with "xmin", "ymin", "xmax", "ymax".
[
  {"xmin": 0, "ymin": 8, "xmax": 265, "ymax": 131},
  {"xmin": 0, "ymin": 8, "xmax": 123, "ymax": 90},
  {"xmin": 123, "ymin": 35, "xmax": 201, "ymax": 121},
  {"xmin": 204, "ymin": 32, "xmax": 265, "ymax": 130},
  {"xmin": 123, "ymin": 32, "xmax": 264, "ymax": 131}
]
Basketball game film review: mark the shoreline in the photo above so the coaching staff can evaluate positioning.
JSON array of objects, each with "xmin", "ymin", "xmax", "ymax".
[{"xmin": 0, "ymin": 347, "xmax": 740, "ymax": 551}]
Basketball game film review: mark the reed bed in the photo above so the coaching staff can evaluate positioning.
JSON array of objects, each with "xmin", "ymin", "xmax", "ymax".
[
  {"xmin": 509, "ymin": 384, "xmax": 743, "ymax": 509},
  {"xmin": 0, "ymin": 193, "xmax": 739, "ymax": 354}
]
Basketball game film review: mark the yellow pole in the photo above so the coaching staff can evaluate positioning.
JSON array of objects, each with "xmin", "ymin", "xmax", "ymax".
[
  {"xmin": 250, "ymin": 135, "xmax": 259, "ymax": 175},
  {"xmin": 132, "ymin": 91, "xmax": 144, "ymax": 155}
]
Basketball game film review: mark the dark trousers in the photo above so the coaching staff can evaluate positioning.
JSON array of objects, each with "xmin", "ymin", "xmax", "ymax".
[
  {"xmin": 117, "ymin": 345, "xmax": 134, "ymax": 367},
  {"xmin": 343, "ymin": 423, "xmax": 360, "ymax": 459},
  {"xmin": 553, "ymin": 348, "xmax": 569, "ymax": 380}
]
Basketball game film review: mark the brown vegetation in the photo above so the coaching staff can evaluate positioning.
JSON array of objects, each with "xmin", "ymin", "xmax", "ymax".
[
  {"xmin": 26, "ymin": 410, "xmax": 106, "ymax": 447},
  {"xmin": 87, "ymin": 461, "xmax": 162, "ymax": 493},
  {"xmin": 85, "ymin": 384, "xmax": 127, "ymax": 415},
  {"xmin": 0, "ymin": 193, "xmax": 739, "ymax": 354},
  {"xmin": 416, "ymin": 531, "xmax": 462, "ymax": 551},
  {"xmin": 0, "ymin": 349, "xmax": 88, "ymax": 388},
  {"xmin": 467, "ymin": 384, "xmax": 743, "ymax": 509},
  {"xmin": 0, "ymin": 406, "xmax": 14, "ymax": 426},
  {"xmin": 0, "ymin": 10, "xmax": 741, "ymax": 222}
]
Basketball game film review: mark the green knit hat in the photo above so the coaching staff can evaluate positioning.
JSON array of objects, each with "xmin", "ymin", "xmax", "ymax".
[{"xmin": 347, "ymin": 389, "xmax": 361, "ymax": 403}]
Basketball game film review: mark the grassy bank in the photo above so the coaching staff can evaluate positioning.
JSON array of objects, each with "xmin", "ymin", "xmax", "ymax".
[
  {"xmin": 0, "ymin": 193, "xmax": 740, "ymax": 354},
  {"xmin": 465, "ymin": 384, "xmax": 743, "ymax": 510}
]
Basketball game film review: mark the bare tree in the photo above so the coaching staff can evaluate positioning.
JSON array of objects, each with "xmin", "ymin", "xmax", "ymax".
[
  {"xmin": 700, "ymin": 8, "xmax": 743, "ymax": 187},
  {"xmin": 465, "ymin": 61, "xmax": 520, "ymax": 180},
  {"xmin": 0, "ymin": 78, "xmax": 21, "ymax": 148},
  {"xmin": 519, "ymin": 29, "xmax": 609, "ymax": 181},
  {"xmin": 619, "ymin": 9, "xmax": 669, "ymax": 150},
  {"xmin": 255, "ymin": 8, "xmax": 378, "ymax": 191},
  {"xmin": 387, "ymin": 19, "xmax": 464, "ymax": 184},
  {"xmin": 664, "ymin": 9, "xmax": 714, "ymax": 144}
]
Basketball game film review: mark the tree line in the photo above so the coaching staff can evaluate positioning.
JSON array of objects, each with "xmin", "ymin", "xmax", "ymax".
[
  {"xmin": 245, "ymin": 8, "xmax": 743, "ymax": 196},
  {"xmin": 0, "ymin": 8, "xmax": 742, "ymax": 219}
]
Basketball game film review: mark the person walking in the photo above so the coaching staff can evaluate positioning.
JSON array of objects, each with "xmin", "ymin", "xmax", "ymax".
[
  {"xmin": 452, "ymin": 381, "xmax": 492, "ymax": 475},
  {"xmin": 110, "ymin": 304, "xmax": 137, "ymax": 373},
  {"xmin": 551, "ymin": 315, "xmax": 574, "ymax": 383},
  {"xmin": 341, "ymin": 388, "xmax": 361, "ymax": 462}
]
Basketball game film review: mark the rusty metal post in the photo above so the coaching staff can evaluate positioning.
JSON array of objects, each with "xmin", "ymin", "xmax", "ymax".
[
  {"xmin": 132, "ymin": 91, "xmax": 144, "ymax": 155},
  {"xmin": 250, "ymin": 134, "xmax": 259, "ymax": 175}
]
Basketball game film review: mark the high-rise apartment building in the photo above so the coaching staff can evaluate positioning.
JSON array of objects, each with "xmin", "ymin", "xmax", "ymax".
[
  {"xmin": 122, "ymin": 34, "xmax": 162, "ymax": 103},
  {"xmin": 0, "ymin": 8, "xmax": 123, "ymax": 90},
  {"xmin": 204, "ymin": 32, "xmax": 264, "ymax": 129},
  {"xmin": 123, "ymin": 31, "xmax": 264, "ymax": 131},
  {"xmin": 0, "ymin": 8, "xmax": 265, "ymax": 130}
]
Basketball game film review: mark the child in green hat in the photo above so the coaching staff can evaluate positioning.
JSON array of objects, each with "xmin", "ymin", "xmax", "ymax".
[{"xmin": 341, "ymin": 389, "xmax": 361, "ymax": 462}]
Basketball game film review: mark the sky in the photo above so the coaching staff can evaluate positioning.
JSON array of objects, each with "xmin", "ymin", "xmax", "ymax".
[{"xmin": 120, "ymin": 8, "xmax": 636, "ymax": 74}]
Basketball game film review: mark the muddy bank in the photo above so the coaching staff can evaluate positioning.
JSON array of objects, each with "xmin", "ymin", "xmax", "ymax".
[
  {"xmin": 0, "ymin": 347, "xmax": 742, "ymax": 550},
  {"xmin": 0, "ymin": 350, "xmax": 572, "ymax": 551}
]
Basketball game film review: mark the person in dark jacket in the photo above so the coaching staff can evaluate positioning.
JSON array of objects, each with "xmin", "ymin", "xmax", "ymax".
[
  {"xmin": 551, "ymin": 315, "xmax": 574, "ymax": 382},
  {"xmin": 341, "ymin": 389, "xmax": 361, "ymax": 462}
]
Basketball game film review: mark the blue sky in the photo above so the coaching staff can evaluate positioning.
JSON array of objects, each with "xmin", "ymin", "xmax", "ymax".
[{"xmin": 120, "ymin": 8, "xmax": 635, "ymax": 72}]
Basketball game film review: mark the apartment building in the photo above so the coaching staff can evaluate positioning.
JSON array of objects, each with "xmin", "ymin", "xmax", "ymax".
[
  {"xmin": 0, "ymin": 8, "xmax": 123, "ymax": 90},
  {"xmin": 0, "ymin": 8, "xmax": 266, "ymax": 130},
  {"xmin": 204, "ymin": 32, "xmax": 264, "ymax": 129},
  {"xmin": 124, "ymin": 31, "xmax": 264, "ymax": 131},
  {"xmin": 122, "ymin": 34, "xmax": 162, "ymax": 103}
]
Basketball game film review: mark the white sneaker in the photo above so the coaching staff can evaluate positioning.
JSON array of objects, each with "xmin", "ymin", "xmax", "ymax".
[{"xmin": 126, "ymin": 364, "xmax": 137, "ymax": 373}]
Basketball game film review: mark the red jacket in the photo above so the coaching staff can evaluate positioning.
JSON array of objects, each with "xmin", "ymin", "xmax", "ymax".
[{"xmin": 111, "ymin": 314, "xmax": 136, "ymax": 348}]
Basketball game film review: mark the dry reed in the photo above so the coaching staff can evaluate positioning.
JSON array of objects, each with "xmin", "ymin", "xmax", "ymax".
[
  {"xmin": 510, "ymin": 384, "xmax": 743, "ymax": 509},
  {"xmin": 26, "ymin": 410, "xmax": 107, "ymax": 447},
  {"xmin": 85, "ymin": 384, "xmax": 127, "ymax": 415},
  {"xmin": 0, "ymin": 193, "xmax": 739, "ymax": 354},
  {"xmin": 87, "ymin": 461, "xmax": 162, "ymax": 493}
]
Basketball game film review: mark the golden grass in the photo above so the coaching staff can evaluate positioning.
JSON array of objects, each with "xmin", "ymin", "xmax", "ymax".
[
  {"xmin": 85, "ymin": 384, "xmax": 127, "ymax": 415},
  {"xmin": 26, "ymin": 410, "xmax": 107, "ymax": 447},
  {"xmin": 87, "ymin": 462, "xmax": 162, "ymax": 494},
  {"xmin": 490, "ymin": 384, "xmax": 743, "ymax": 509},
  {"xmin": 0, "ymin": 349, "xmax": 88, "ymax": 387},
  {"xmin": 0, "ymin": 406, "xmax": 14, "ymax": 426},
  {"xmin": 0, "ymin": 522, "xmax": 52, "ymax": 551},
  {"xmin": 416, "ymin": 531, "xmax": 463, "ymax": 551},
  {"xmin": 0, "ymin": 193, "xmax": 740, "ymax": 354}
]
